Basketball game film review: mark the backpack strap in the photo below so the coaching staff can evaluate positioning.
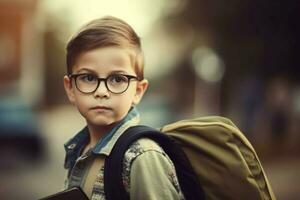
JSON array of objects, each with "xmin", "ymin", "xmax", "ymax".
[{"xmin": 104, "ymin": 125, "xmax": 205, "ymax": 200}]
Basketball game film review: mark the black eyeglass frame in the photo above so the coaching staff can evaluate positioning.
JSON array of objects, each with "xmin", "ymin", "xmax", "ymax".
[{"xmin": 68, "ymin": 73, "xmax": 141, "ymax": 94}]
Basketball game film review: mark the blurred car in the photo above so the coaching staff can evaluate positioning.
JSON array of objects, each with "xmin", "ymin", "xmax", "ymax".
[{"xmin": 0, "ymin": 97, "xmax": 44, "ymax": 164}]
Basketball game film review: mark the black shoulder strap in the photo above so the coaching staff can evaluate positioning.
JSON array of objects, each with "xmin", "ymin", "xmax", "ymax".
[{"xmin": 104, "ymin": 125, "xmax": 205, "ymax": 200}]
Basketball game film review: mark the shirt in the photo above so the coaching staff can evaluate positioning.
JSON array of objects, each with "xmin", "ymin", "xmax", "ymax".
[{"xmin": 64, "ymin": 107, "xmax": 185, "ymax": 200}]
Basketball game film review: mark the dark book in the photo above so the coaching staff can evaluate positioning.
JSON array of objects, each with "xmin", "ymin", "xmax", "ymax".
[{"xmin": 39, "ymin": 187, "xmax": 89, "ymax": 200}]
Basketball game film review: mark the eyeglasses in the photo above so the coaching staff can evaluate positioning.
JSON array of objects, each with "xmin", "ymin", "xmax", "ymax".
[{"xmin": 68, "ymin": 73, "xmax": 141, "ymax": 94}]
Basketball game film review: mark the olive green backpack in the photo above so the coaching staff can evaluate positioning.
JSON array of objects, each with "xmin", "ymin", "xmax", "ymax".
[{"xmin": 104, "ymin": 116, "xmax": 276, "ymax": 200}]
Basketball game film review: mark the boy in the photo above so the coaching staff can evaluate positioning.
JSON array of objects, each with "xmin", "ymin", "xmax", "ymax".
[{"xmin": 63, "ymin": 16, "xmax": 185, "ymax": 199}]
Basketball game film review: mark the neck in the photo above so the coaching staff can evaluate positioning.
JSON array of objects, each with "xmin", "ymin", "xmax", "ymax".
[{"xmin": 87, "ymin": 124, "xmax": 114, "ymax": 147}]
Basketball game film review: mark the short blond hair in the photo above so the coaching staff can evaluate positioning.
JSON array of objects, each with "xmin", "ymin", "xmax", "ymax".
[{"xmin": 66, "ymin": 16, "xmax": 144, "ymax": 79}]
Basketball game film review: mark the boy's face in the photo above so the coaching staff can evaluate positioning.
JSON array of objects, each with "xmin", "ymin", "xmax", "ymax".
[{"xmin": 63, "ymin": 47, "xmax": 148, "ymax": 128}]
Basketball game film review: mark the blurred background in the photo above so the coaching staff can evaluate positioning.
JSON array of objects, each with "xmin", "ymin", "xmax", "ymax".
[{"xmin": 0, "ymin": 0, "xmax": 299, "ymax": 199}]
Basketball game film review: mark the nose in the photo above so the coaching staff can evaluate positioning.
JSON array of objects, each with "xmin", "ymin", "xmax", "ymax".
[{"xmin": 93, "ymin": 81, "xmax": 110, "ymax": 98}]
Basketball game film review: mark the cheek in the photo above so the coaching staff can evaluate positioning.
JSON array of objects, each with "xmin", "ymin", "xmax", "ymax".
[
  {"xmin": 73, "ymin": 95, "xmax": 90, "ymax": 113},
  {"xmin": 116, "ymin": 95, "xmax": 134, "ymax": 109},
  {"xmin": 114, "ymin": 91, "xmax": 136, "ymax": 110},
  {"xmin": 124, "ymin": 88, "xmax": 137, "ymax": 104}
]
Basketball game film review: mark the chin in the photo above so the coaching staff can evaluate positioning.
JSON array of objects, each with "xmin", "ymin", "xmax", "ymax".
[
  {"xmin": 90, "ymin": 120, "xmax": 114, "ymax": 127},
  {"xmin": 85, "ymin": 113, "xmax": 124, "ymax": 128},
  {"xmin": 89, "ymin": 116, "xmax": 120, "ymax": 127}
]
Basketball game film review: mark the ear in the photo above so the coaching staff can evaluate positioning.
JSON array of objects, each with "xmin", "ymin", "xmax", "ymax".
[
  {"xmin": 132, "ymin": 79, "xmax": 148, "ymax": 105},
  {"xmin": 63, "ymin": 75, "xmax": 76, "ymax": 104}
]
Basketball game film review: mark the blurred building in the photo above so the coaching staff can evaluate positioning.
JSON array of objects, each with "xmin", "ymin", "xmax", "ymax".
[{"xmin": 0, "ymin": 0, "xmax": 43, "ymax": 106}]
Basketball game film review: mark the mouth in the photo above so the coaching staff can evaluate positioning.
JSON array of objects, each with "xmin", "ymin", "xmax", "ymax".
[{"xmin": 90, "ymin": 106, "xmax": 112, "ymax": 112}]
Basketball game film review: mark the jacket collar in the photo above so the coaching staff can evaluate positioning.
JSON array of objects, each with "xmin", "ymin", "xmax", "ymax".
[{"xmin": 64, "ymin": 107, "xmax": 140, "ymax": 169}]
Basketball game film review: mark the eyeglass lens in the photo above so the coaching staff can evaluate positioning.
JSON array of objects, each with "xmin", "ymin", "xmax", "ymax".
[{"xmin": 74, "ymin": 74, "xmax": 134, "ymax": 94}]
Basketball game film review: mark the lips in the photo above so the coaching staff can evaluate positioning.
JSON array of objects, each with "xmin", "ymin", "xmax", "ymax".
[{"xmin": 90, "ymin": 105, "xmax": 112, "ymax": 111}]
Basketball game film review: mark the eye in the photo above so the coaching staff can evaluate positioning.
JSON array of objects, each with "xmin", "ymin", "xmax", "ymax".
[
  {"xmin": 79, "ymin": 74, "xmax": 97, "ymax": 82},
  {"xmin": 108, "ymin": 74, "xmax": 128, "ymax": 84}
]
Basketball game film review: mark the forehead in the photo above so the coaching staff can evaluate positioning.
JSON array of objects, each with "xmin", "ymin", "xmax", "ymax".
[{"xmin": 73, "ymin": 47, "xmax": 135, "ymax": 73}]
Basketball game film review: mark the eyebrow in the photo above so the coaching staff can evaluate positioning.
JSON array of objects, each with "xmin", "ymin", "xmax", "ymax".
[
  {"xmin": 75, "ymin": 68, "xmax": 130, "ymax": 75},
  {"xmin": 75, "ymin": 68, "xmax": 96, "ymax": 74},
  {"xmin": 109, "ymin": 70, "xmax": 129, "ymax": 74}
]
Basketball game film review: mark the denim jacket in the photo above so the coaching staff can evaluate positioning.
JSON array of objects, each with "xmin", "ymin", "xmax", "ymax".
[{"xmin": 64, "ymin": 108, "xmax": 184, "ymax": 200}]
